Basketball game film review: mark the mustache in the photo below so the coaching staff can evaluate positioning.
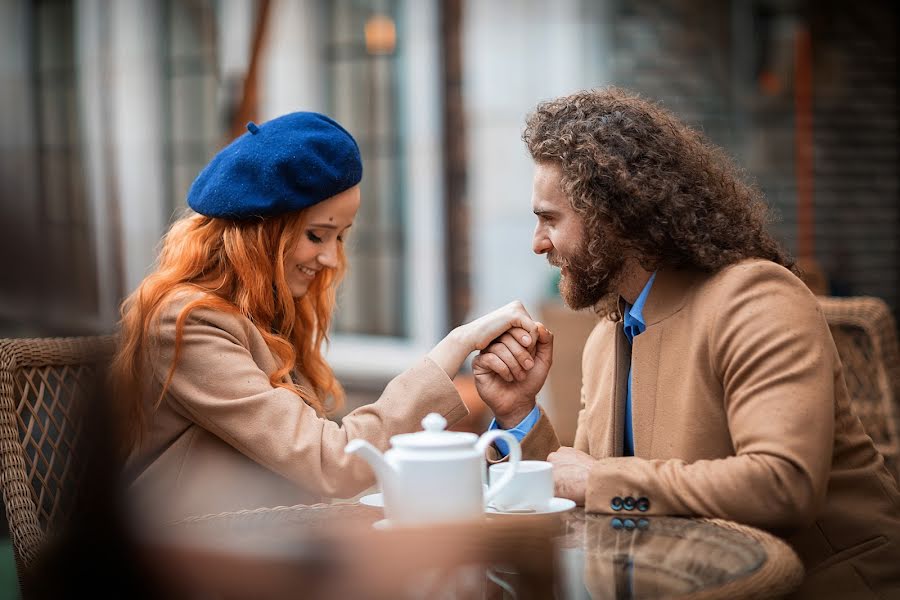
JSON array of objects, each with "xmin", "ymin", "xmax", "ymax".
[{"xmin": 547, "ymin": 253, "xmax": 568, "ymax": 269}]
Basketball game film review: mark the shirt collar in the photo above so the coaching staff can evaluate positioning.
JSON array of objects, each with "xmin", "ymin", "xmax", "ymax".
[{"xmin": 624, "ymin": 272, "xmax": 657, "ymax": 330}]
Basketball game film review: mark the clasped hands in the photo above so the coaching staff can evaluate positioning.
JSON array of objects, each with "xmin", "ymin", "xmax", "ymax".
[
  {"xmin": 428, "ymin": 300, "xmax": 595, "ymax": 504},
  {"xmin": 466, "ymin": 301, "xmax": 552, "ymax": 429},
  {"xmin": 467, "ymin": 301, "xmax": 595, "ymax": 506}
]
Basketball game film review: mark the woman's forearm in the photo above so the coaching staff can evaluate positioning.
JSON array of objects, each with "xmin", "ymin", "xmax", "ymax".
[{"xmin": 426, "ymin": 327, "xmax": 471, "ymax": 379}]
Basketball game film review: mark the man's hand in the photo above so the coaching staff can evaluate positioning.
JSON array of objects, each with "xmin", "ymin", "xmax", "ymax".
[
  {"xmin": 472, "ymin": 324, "xmax": 553, "ymax": 428},
  {"xmin": 547, "ymin": 446, "xmax": 595, "ymax": 506}
]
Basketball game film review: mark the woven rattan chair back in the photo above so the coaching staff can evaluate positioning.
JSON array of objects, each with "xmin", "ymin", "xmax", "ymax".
[
  {"xmin": 0, "ymin": 335, "xmax": 116, "ymax": 575},
  {"xmin": 819, "ymin": 296, "xmax": 900, "ymax": 477}
]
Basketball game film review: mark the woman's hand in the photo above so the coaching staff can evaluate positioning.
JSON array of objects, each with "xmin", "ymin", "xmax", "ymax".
[
  {"xmin": 426, "ymin": 301, "xmax": 539, "ymax": 380},
  {"xmin": 473, "ymin": 323, "xmax": 553, "ymax": 428},
  {"xmin": 456, "ymin": 300, "xmax": 539, "ymax": 353}
]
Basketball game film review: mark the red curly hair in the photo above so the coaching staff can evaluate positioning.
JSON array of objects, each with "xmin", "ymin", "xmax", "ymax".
[{"xmin": 111, "ymin": 209, "xmax": 346, "ymax": 447}]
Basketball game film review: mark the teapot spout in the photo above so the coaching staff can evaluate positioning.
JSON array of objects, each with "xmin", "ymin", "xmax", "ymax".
[{"xmin": 345, "ymin": 439, "xmax": 396, "ymax": 488}]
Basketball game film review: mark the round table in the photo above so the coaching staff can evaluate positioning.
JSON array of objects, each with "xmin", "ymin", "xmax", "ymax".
[
  {"xmin": 554, "ymin": 509, "xmax": 803, "ymax": 599},
  {"xmin": 159, "ymin": 503, "xmax": 803, "ymax": 599}
]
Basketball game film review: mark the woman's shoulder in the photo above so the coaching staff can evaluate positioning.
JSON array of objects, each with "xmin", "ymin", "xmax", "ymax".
[{"xmin": 153, "ymin": 288, "xmax": 254, "ymax": 342}]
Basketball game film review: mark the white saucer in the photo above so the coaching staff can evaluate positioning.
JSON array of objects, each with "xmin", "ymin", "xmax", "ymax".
[
  {"xmin": 486, "ymin": 497, "xmax": 576, "ymax": 517},
  {"xmin": 361, "ymin": 493, "xmax": 576, "ymax": 516}
]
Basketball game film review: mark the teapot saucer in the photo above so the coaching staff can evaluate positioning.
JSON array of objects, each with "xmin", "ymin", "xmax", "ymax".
[
  {"xmin": 486, "ymin": 497, "xmax": 576, "ymax": 516},
  {"xmin": 360, "ymin": 488, "xmax": 486, "ymax": 509}
]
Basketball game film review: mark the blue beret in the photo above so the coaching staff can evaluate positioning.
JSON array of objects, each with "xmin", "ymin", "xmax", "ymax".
[{"xmin": 187, "ymin": 112, "xmax": 363, "ymax": 219}]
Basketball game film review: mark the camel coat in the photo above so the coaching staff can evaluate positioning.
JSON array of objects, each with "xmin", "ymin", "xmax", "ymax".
[
  {"xmin": 520, "ymin": 260, "xmax": 900, "ymax": 598},
  {"xmin": 126, "ymin": 292, "xmax": 468, "ymax": 521}
]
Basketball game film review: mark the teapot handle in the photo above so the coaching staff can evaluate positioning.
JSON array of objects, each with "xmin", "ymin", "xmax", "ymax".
[{"xmin": 475, "ymin": 430, "xmax": 522, "ymax": 504}]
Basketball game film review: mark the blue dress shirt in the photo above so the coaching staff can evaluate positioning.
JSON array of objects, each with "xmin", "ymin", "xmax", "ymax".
[
  {"xmin": 489, "ymin": 404, "xmax": 541, "ymax": 456},
  {"xmin": 622, "ymin": 272, "xmax": 656, "ymax": 456}
]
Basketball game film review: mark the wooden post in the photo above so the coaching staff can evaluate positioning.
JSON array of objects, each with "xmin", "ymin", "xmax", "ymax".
[
  {"xmin": 440, "ymin": 0, "xmax": 470, "ymax": 329},
  {"xmin": 229, "ymin": 0, "xmax": 272, "ymax": 141}
]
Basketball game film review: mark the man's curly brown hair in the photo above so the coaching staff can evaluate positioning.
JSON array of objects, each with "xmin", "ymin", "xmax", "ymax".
[{"xmin": 523, "ymin": 88, "xmax": 796, "ymax": 299}]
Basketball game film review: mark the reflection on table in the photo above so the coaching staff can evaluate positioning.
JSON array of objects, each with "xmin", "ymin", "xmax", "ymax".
[
  {"xmin": 143, "ymin": 504, "xmax": 802, "ymax": 599},
  {"xmin": 557, "ymin": 510, "xmax": 802, "ymax": 599}
]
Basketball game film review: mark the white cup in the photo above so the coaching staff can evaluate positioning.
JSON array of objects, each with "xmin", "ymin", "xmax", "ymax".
[{"xmin": 488, "ymin": 460, "xmax": 554, "ymax": 511}]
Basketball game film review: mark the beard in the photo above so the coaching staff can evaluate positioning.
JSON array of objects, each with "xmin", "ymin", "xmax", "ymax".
[{"xmin": 551, "ymin": 240, "xmax": 628, "ymax": 311}]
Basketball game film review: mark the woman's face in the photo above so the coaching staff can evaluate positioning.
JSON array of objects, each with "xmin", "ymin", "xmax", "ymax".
[{"xmin": 284, "ymin": 185, "xmax": 361, "ymax": 298}]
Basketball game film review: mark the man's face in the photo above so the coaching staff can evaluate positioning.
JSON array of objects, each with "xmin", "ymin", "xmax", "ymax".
[{"xmin": 531, "ymin": 162, "xmax": 626, "ymax": 309}]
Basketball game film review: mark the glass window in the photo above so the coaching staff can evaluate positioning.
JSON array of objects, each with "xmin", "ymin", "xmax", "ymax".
[{"xmin": 324, "ymin": 0, "xmax": 407, "ymax": 338}]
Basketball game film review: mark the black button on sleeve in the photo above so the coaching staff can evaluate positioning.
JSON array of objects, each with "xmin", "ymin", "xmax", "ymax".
[
  {"xmin": 636, "ymin": 497, "xmax": 650, "ymax": 512},
  {"xmin": 623, "ymin": 496, "xmax": 636, "ymax": 511},
  {"xmin": 610, "ymin": 496, "xmax": 623, "ymax": 511}
]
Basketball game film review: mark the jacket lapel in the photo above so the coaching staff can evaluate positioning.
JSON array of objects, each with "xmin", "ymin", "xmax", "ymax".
[
  {"xmin": 610, "ymin": 320, "xmax": 630, "ymax": 457},
  {"xmin": 628, "ymin": 266, "xmax": 700, "ymax": 456},
  {"xmin": 632, "ymin": 327, "xmax": 662, "ymax": 456}
]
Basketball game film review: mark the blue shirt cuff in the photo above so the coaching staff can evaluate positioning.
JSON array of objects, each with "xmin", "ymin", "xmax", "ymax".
[{"xmin": 488, "ymin": 404, "xmax": 541, "ymax": 456}]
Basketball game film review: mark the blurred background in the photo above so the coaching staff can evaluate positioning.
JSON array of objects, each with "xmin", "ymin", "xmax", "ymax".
[
  {"xmin": 1, "ymin": 0, "xmax": 898, "ymax": 369},
  {"xmin": 0, "ymin": 0, "xmax": 897, "ymax": 595}
]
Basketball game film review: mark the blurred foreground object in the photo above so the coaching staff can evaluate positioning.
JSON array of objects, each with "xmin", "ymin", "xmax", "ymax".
[
  {"xmin": 152, "ymin": 503, "xmax": 558, "ymax": 599},
  {"xmin": 149, "ymin": 503, "xmax": 802, "ymax": 599},
  {"xmin": 819, "ymin": 296, "xmax": 900, "ymax": 478}
]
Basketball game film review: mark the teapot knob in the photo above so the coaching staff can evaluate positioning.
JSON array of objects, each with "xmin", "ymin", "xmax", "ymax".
[{"xmin": 421, "ymin": 413, "xmax": 447, "ymax": 432}]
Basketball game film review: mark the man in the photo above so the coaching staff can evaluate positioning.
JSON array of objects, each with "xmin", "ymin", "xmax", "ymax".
[{"xmin": 474, "ymin": 88, "xmax": 900, "ymax": 598}]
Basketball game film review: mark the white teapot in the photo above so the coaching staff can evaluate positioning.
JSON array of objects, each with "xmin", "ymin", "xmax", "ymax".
[{"xmin": 345, "ymin": 413, "xmax": 521, "ymax": 525}]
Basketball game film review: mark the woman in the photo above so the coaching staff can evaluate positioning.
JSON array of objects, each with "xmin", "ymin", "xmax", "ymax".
[{"xmin": 113, "ymin": 112, "xmax": 538, "ymax": 520}]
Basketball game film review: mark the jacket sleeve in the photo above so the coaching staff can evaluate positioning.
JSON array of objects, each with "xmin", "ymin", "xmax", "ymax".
[
  {"xmin": 483, "ymin": 406, "xmax": 560, "ymax": 462},
  {"xmin": 149, "ymin": 304, "xmax": 468, "ymax": 499},
  {"xmin": 585, "ymin": 264, "xmax": 835, "ymax": 531}
]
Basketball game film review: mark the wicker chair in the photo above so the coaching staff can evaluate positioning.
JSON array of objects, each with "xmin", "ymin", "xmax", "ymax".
[
  {"xmin": 0, "ymin": 336, "xmax": 116, "ymax": 578},
  {"xmin": 819, "ymin": 297, "xmax": 900, "ymax": 477}
]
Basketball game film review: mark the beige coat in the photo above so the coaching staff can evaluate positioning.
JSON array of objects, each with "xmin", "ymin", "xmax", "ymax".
[
  {"xmin": 127, "ymin": 293, "xmax": 467, "ymax": 521},
  {"xmin": 521, "ymin": 260, "xmax": 900, "ymax": 598}
]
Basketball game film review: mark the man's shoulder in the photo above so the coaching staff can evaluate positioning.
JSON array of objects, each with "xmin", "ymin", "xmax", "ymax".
[
  {"xmin": 691, "ymin": 259, "xmax": 821, "ymax": 329},
  {"xmin": 698, "ymin": 259, "xmax": 806, "ymax": 302}
]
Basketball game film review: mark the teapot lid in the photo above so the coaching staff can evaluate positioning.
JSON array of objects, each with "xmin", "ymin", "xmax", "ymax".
[{"xmin": 390, "ymin": 413, "xmax": 478, "ymax": 450}]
